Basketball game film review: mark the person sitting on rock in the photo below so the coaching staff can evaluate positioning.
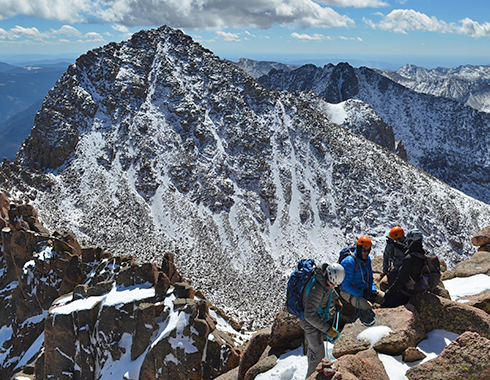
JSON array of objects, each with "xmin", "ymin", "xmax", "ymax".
[
  {"xmin": 339, "ymin": 236, "xmax": 384, "ymax": 325},
  {"xmin": 381, "ymin": 229, "xmax": 432, "ymax": 308},
  {"xmin": 301, "ymin": 263, "xmax": 345, "ymax": 379},
  {"xmin": 379, "ymin": 226, "xmax": 408, "ymax": 291}
]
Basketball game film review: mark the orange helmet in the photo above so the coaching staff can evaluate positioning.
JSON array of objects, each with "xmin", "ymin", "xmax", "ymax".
[
  {"xmin": 389, "ymin": 226, "xmax": 405, "ymax": 240},
  {"xmin": 357, "ymin": 236, "xmax": 372, "ymax": 248}
]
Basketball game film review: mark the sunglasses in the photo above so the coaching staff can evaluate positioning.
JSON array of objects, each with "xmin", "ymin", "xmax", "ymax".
[{"xmin": 361, "ymin": 247, "xmax": 371, "ymax": 253}]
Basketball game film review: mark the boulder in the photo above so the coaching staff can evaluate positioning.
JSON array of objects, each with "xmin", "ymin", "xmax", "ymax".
[
  {"xmin": 237, "ymin": 329, "xmax": 271, "ymax": 380},
  {"xmin": 452, "ymin": 250, "xmax": 490, "ymax": 277},
  {"xmin": 313, "ymin": 349, "xmax": 389, "ymax": 380},
  {"xmin": 268, "ymin": 306, "xmax": 303, "ymax": 352},
  {"xmin": 457, "ymin": 289, "xmax": 490, "ymax": 314},
  {"xmin": 333, "ymin": 304, "xmax": 426, "ymax": 357},
  {"xmin": 412, "ymin": 292, "xmax": 490, "ymax": 338},
  {"xmin": 402, "ymin": 347, "xmax": 426, "ymax": 362},
  {"xmin": 406, "ymin": 331, "xmax": 490, "ymax": 380},
  {"xmin": 471, "ymin": 226, "xmax": 490, "ymax": 247},
  {"xmin": 0, "ymin": 192, "xmax": 8, "ymax": 226}
]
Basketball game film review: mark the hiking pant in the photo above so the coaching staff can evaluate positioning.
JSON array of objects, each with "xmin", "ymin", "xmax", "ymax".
[
  {"xmin": 340, "ymin": 288, "xmax": 384, "ymax": 310},
  {"xmin": 382, "ymin": 290, "xmax": 410, "ymax": 308},
  {"xmin": 300, "ymin": 320, "xmax": 325, "ymax": 379}
]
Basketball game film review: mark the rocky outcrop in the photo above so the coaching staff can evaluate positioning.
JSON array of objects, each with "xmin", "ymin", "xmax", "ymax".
[
  {"xmin": 0, "ymin": 194, "xmax": 245, "ymax": 380},
  {"xmin": 443, "ymin": 249, "xmax": 490, "ymax": 280},
  {"xmin": 242, "ymin": 233, "xmax": 490, "ymax": 380}
]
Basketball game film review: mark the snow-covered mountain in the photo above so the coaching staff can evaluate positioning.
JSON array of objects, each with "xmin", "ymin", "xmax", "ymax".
[
  {"xmin": 379, "ymin": 63, "xmax": 490, "ymax": 113},
  {"xmin": 259, "ymin": 63, "xmax": 490, "ymax": 206},
  {"xmin": 2, "ymin": 26, "xmax": 489, "ymax": 328},
  {"xmin": 232, "ymin": 58, "xmax": 298, "ymax": 79}
]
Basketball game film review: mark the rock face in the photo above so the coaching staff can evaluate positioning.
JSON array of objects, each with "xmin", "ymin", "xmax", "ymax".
[
  {"xmin": 2, "ymin": 25, "xmax": 489, "ymax": 329},
  {"xmin": 0, "ymin": 194, "xmax": 244, "ymax": 380}
]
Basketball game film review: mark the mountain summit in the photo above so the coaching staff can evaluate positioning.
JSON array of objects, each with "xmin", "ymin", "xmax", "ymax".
[{"xmin": 5, "ymin": 26, "xmax": 489, "ymax": 327}]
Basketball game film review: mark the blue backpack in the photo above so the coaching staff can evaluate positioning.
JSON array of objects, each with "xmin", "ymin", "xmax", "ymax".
[{"xmin": 286, "ymin": 259, "xmax": 317, "ymax": 320}]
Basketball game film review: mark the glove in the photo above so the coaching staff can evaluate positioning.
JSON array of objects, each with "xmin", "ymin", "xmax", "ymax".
[
  {"xmin": 326, "ymin": 326, "xmax": 339, "ymax": 339},
  {"xmin": 333, "ymin": 298, "xmax": 343, "ymax": 311}
]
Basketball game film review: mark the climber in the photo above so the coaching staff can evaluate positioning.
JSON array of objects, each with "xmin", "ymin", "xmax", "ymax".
[
  {"xmin": 339, "ymin": 236, "xmax": 384, "ymax": 325},
  {"xmin": 379, "ymin": 226, "xmax": 408, "ymax": 291},
  {"xmin": 301, "ymin": 262, "xmax": 345, "ymax": 379},
  {"xmin": 381, "ymin": 229, "xmax": 440, "ymax": 308}
]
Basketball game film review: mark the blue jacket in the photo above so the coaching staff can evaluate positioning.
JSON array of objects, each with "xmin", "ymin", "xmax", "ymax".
[{"xmin": 340, "ymin": 253, "xmax": 377, "ymax": 297}]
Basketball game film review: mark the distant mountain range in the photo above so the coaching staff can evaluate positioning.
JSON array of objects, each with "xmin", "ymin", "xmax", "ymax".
[
  {"xmin": 2, "ymin": 26, "xmax": 489, "ymax": 329},
  {"xmin": 379, "ymin": 63, "xmax": 490, "ymax": 113}
]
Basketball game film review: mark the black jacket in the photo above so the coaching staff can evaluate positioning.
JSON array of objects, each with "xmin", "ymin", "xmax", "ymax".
[{"xmin": 385, "ymin": 241, "xmax": 426, "ymax": 297}]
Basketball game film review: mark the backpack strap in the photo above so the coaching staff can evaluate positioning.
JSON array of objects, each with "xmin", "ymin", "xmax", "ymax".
[{"xmin": 304, "ymin": 275, "xmax": 317, "ymax": 299}]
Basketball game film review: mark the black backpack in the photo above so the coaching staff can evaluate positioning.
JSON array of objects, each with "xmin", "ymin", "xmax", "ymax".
[{"xmin": 414, "ymin": 251, "xmax": 441, "ymax": 293}]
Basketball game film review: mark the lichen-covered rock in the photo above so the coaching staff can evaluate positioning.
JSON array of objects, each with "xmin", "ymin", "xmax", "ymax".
[
  {"xmin": 412, "ymin": 292, "xmax": 490, "ymax": 337},
  {"xmin": 406, "ymin": 332, "xmax": 490, "ymax": 380},
  {"xmin": 457, "ymin": 289, "xmax": 490, "ymax": 314},
  {"xmin": 314, "ymin": 349, "xmax": 389, "ymax": 380},
  {"xmin": 402, "ymin": 347, "xmax": 426, "ymax": 362}
]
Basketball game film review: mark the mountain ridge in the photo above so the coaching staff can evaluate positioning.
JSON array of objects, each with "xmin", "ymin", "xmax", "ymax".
[{"xmin": 258, "ymin": 62, "xmax": 490, "ymax": 205}]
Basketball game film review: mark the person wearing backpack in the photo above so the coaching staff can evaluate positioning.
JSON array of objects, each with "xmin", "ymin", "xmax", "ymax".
[
  {"xmin": 339, "ymin": 236, "xmax": 384, "ymax": 325},
  {"xmin": 300, "ymin": 263, "xmax": 345, "ymax": 379},
  {"xmin": 381, "ymin": 229, "xmax": 438, "ymax": 308},
  {"xmin": 379, "ymin": 226, "xmax": 408, "ymax": 291}
]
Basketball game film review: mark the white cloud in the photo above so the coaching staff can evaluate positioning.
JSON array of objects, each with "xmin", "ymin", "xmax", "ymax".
[
  {"xmin": 84, "ymin": 32, "xmax": 105, "ymax": 41},
  {"xmin": 0, "ymin": 0, "xmax": 355, "ymax": 30},
  {"xmin": 291, "ymin": 32, "xmax": 332, "ymax": 41},
  {"xmin": 365, "ymin": 9, "xmax": 490, "ymax": 39},
  {"xmin": 52, "ymin": 25, "xmax": 82, "ymax": 37},
  {"xmin": 216, "ymin": 31, "xmax": 241, "ymax": 41},
  {"xmin": 112, "ymin": 24, "xmax": 129, "ymax": 34},
  {"xmin": 9, "ymin": 26, "xmax": 45, "ymax": 40},
  {"xmin": 457, "ymin": 18, "xmax": 490, "ymax": 38},
  {"xmin": 366, "ymin": 9, "xmax": 453, "ymax": 34},
  {"xmin": 0, "ymin": 24, "xmax": 105, "ymax": 45}
]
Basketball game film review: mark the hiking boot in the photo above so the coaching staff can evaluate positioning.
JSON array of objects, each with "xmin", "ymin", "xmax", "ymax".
[{"xmin": 360, "ymin": 309, "xmax": 375, "ymax": 325}]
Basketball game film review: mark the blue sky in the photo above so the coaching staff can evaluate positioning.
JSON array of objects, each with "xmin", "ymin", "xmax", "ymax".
[{"xmin": 1, "ymin": 0, "xmax": 490, "ymax": 69}]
